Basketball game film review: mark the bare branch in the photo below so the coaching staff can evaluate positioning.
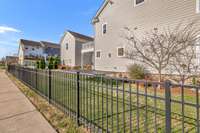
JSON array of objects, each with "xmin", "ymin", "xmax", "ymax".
[{"xmin": 123, "ymin": 21, "xmax": 200, "ymax": 82}]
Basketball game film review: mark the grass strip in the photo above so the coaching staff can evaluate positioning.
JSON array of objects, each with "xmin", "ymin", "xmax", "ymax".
[{"xmin": 7, "ymin": 72, "xmax": 87, "ymax": 133}]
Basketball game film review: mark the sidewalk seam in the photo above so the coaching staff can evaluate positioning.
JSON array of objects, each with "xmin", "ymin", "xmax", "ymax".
[{"xmin": 0, "ymin": 110, "xmax": 37, "ymax": 121}]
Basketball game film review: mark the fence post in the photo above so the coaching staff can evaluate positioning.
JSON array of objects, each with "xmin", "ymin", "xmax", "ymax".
[
  {"xmin": 35, "ymin": 69, "xmax": 37, "ymax": 90},
  {"xmin": 76, "ymin": 71, "xmax": 80, "ymax": 126},
  {"xmin": 48, "ymin": 69, "xmax": 52, "ymax": 103},
  {"xmin": 164, "ymin": 80, "xmax": 171, "ymax": 133}
]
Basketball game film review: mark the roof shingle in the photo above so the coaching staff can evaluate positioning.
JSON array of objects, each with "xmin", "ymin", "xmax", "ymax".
[
  {"xmin": 67, "ymin": 30, "xmax": 94, "ymax": 41},
  {"xmin": 20, "ymin": 39, "xmax": 41, "ymax": 47}
]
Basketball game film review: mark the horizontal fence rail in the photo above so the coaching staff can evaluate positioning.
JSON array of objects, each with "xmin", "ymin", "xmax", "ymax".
[{"xmin": 7, "ymin": 65, "xmax": 200, "ymax": 133}]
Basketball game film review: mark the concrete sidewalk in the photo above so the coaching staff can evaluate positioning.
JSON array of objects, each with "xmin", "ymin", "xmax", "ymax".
[{"xmin": 0, "ymin": 70, "xmax": 56, "ymax": 133}]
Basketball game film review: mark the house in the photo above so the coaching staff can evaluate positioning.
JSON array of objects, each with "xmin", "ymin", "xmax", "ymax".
[
  {"xmin": 18, "ymin": 39, "xmax": 60, "ymax": 67},
  {"xmin": 6, "ymin": 56, "xmax": 18, "ymax": 65},
  {"xmin": 92, "ymin": 0, "xmax": 200, "ymax": 73},
  {"xmin": 60, "ymin": 30, "xmax": 94, "ymax": 68}
]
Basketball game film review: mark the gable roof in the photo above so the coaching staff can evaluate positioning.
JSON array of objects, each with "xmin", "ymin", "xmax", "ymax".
[
  {"xmin": 60, "ymin": 30, "xmax": 94, "ymax": 44},
  {"xmin": 20, "ymin": 39, "xmax": 60, "ymax": 49},
  {"xmin": 20, "ymin": 39, "xmax": 41, "ymax": 47},
  {"xmin": 67, "ymin": 30, "xmax": 94, "ymax": 41},
  {"xmin": 92, "ymin": 0, "xmax": 113, "ymax": 24},
  {"xmin": 40, "ymin": 41, "xmax": 60, "ymax": 49}
]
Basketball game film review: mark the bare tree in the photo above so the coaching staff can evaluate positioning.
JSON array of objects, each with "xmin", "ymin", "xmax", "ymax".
[
  {"xmin": 170, "ymin": 43, "xmax": 199, "ymax": 84},
  {"xmin": 0, "ymin": 57, "xmax": 5, "ymax": 64},
  {"xmin": 124, "ymin": 22, "xmax": 200, "ymax": 82}
]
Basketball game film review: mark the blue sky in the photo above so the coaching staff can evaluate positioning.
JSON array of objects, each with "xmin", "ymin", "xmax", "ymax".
[{"xmin": 0, "ymin": 0, "xmax": 103, "ymax": 58}]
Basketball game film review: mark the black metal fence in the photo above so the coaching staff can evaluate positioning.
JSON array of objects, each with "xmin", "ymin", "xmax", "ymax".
[{"xmin": 7, "ymin": 65, "xmax": 200, "ymax": 133}]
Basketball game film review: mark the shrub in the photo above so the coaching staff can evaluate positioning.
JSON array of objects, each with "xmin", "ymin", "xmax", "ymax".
[
  {"xmin": 58, "ymin": 65, "xmax": 66, "ymax": 70},
  {"xmin": 118, "ymin": 73, "xmax": 123, "ymax": 78},
  {"xmin": 83, "ymin": 65, "xmax": 92, "ymax": 71},
  {"xmin": 192, "ymin": 76, "xmax": 197, "ymax": 85},
  {"xmin": 66, "ymin": 66, "xmax": 72, "ymax": 70},
  {"xmin": 36, "ymin": 61, "xmax": 40, "ymax": 69},
  {"xmin": 73, "ymin": 66, "xmax": 81, "ymax": 70},
  {"xmin": 53, "ymin": 57, "xmax": 60, "ymax": 69},
  {"xmin": 40, "ymin": 59, "xmax": 46, "ymax": 69},
  {"xmin": 128, "ymin": 64, "xmax": 147, "ymax": 79},
  {"xmin": 48, "ymin": 57, "xmax": 54, "ymax": 69}
]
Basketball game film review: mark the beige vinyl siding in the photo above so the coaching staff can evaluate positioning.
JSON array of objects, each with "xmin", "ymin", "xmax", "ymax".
[
  {"xmin": 94, "ymin": 0, "xmax": 200, "ymax": 72},
  {"xmin": 61, "ymin": 33, "xmax": 76, "ymax": 66},
  {"xmin": 75, "ymin": 41, "xmax": 83, "ymax": 66}
]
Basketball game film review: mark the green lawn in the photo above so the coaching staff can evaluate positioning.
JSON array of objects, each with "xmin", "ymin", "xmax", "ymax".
[
  {"xmin": 0, "ymin": 64, "xmax": 5, "ymax": 69},
  {"xmin": 12, "ymin": 69, "xmax": 200, "ymax": 133}
]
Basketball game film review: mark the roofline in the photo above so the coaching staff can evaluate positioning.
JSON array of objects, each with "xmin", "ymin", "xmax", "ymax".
[
  {"xmin": 59, "ymin": 30, "xmax": 93, "ymax": 44},
  {"xmin": 19, "ymin": 39, "xmax": 59, "ymax": 48},
  {"xmin": 59, "ymin": 32, "xmax": 67, "ymax": 45},
  {"xmin": 67, "ymin": 30, "xmax": 93, "ymax": 40},
  {"xmin": 92, "ymin": 0, "xmax": 113, "ymax": 25},
  {"xmin": 40, "ymin": 41, "xmax": 60, "ymax": 48},
  {"xmin": 20, "ymin": 39, "xmax": 41, "ymax": 44}
]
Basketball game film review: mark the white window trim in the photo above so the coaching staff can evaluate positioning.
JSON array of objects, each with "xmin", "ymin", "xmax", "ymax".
[
  {"xmin": 117, "ymin": 47, "xmax": 125, "ymax": 57},
  {"xmin": 197, "ymin": 0, "xmax": 200, "ymax": 13},
  {"xmin": 102, "ymin": 23, "xmax": 107, "ymax": 35},
  {"xmin": 96, "ymin": 50, "xmax": 102, "ymax": 59},
  {"xmin": 134, "ymin": 0, "xmax": 145, "ymax": 7}
]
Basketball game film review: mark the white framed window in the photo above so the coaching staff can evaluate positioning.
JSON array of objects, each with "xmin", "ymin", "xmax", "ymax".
[
  {"xmin": 108, "ymin": 53, "xmax": 112, "ymax": 58},
  {"xmin": 197, "ymin": 0, "xmax": 200, "ymax": 13},
  {"xmin": 96, "ymin": 50, "xmax": 101, "ymax": 58},
  {"xmin": 134, "ymin": 0, "xmax": 144, "ymax": 7},
  {"xmin": 117, "ymin": 47, "xmax": 125, "ymax": 57},
  {"xmin": 102, "ymin": 23, "xmax": 107, "ymax": 34}
]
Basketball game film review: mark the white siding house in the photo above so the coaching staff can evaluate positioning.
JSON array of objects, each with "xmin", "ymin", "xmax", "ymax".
[
  {"xmin": 18, "ymin": 39, "xmax": 60, "ymax": 67},
  {"xmin": 60, "ymin": 30, "xmax": 94, "ymax": 67}
]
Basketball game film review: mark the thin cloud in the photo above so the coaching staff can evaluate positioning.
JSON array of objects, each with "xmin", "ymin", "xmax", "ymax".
[
  {"xmin": 0, "ymin": 26, "xmax": 21, "ymax": 34},
  {"xmin": 0, "ymin": 26, "xmax": 22, "ymax": 58}
]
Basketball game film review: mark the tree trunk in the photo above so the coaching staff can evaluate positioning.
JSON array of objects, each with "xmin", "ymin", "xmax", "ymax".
[
  {"xmin": 158, "ymin": 69, "xmax": 162, "ymax": 89},
  {"xmin": 159, "ymin": 72, "xmax": 162, "ymax": 82},
  {"xmin": 181, "ymin": 75, "xmax": 185, "ymax": 85}
]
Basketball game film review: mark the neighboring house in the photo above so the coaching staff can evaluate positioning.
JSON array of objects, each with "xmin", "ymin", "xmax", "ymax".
[
  {"xmin": 41, "ymin": 41, "xmax": 60, "ymax": 57},
  {"xmin": 6, "ymin": 56, "xmax": 18, "ymax": 65},
  {"xmin": 60, "ymin": 30, "xmax": 94, "ymax": 67},
  {"xmin": 18, "ymin": 39, "xmax": 60, "ymax": 67},
  {"xmin": 92, "ymin": 0, "xmax": 200, "ymax": 73}
]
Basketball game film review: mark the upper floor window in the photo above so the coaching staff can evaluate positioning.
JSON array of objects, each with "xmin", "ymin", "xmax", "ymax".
[
  {"xmin": 66, "ymin": 43, "xmax": 68, "ymax": 50},
  {"xmin": 102, "ymin": 23, "xmax": 107, "ymax": 34},
  {"xmin": 134, "ymin": 0, "xmax": 144, "ymax": 6},
  {"xmin": 117, "ymin": 47, "xmax": 125, "ymax": 57},
  {"xmin": 96, "ymin": 51, "xmax": 101, "ymax": 58},
  {"xmin": 108, "ymin": 53, "xmax": 112, "ymax": 58},
  {"xmin": 197, "ymin": 0, "xmax": 200, "ymax": 13}
]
